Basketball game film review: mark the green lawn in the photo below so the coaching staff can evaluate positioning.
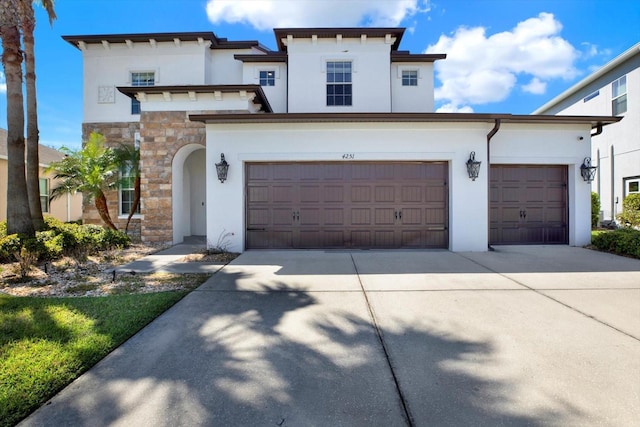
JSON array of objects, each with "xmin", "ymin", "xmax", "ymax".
[{"xmin": 0, "ymin": 291, "xmax": 190, "ymax": 427}]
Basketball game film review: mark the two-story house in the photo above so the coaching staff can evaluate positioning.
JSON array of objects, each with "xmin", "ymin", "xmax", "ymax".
[
  {"xmin": 63, "ymin": 27, "xmax": 619, "ymax": 252},
  {"xmin": 534, "ymin": 42, "xmax": 639, "ymax": 225}
]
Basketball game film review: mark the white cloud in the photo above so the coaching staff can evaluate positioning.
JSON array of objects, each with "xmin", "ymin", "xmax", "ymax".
[
  {"xmin": 426, "ymin": 12, "xmax": 578, "ymax": 110},
  {"xmin": 522, "ymin": 77, "xmax": 546, "ymax": 94},
  {"xmin": 0, "ymin": 71, "xmax": 6, "ymax": 93},
  {"xmin": 206, "ymin": 0, "xmax": 429, "ymax": 30},
  {"xmin": 436, "ymin": 103, "xmax": 474, "ymax": 113}
]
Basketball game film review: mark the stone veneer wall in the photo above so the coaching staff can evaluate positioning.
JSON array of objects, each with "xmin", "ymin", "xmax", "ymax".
[
  {"xmin": 81, "ymin": 122, "xmax": 141, "ymax": 240},
  {"xmin": 138, "ymin": 111, "xmax": 206, "ymax": 244}
]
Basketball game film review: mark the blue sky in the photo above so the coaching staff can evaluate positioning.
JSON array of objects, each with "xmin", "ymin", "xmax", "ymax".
[{"xmin": 1, "ymin": 0, "xmax": 638, "ymax": 149}]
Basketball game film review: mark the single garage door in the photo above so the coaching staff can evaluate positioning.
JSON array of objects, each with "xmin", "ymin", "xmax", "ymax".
[
  {"xmin": 490, "ymin": 165, "xmax": 568, "ymax": 245},
  {"xmin": 246, "ymin": 162, "xmax": 448, "ymax": 249}
]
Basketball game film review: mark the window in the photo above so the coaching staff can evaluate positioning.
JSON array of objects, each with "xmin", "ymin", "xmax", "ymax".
[
  {"xmin": 326, "ymin": 61, "xmax": 352, "ymax": 106},
  {"xmin": 628, "ymin": 180, "xmax": 639, "ymax": 194},
  {"xmin": 120, "ymin": 163, "xmax": 139, "ymax": 216},
  {"xmin": 402, "ymin": 70, "xmax": 418, "ymax": 86},
  {"xmin": 612, "ymin": 75, "xmax": 627, "ymax": 115},
  {"xmin": 39, "ymin": 178, "xmax": 49, "ymax": 213},
  {"xmin": 259, "ymin": 70, "xmax": 275, "ymax": 86},
  {"xmin": 583, "ymin": 90, "xmax": 599, "ymax": 102},
  {"xmin": 131, "ymin": 71, "xmax": 155, "ymax": 115}
]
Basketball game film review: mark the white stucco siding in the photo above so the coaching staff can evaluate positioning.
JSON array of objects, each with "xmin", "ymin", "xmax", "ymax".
[
  {"xmin": 205, "ymin": 121, "xmax": 491, "ymax": 253},
  {"xmin": 491, "ymin": 123, "xmax": 595, "ymax": 246},
  {"xmin": 542, "ymin": 63, "xmax": 639, "ymax": 221},
  {"xmin": 286, "ymin": 38, "xmax": 393, "ymax": 113},
  {"xmin": 82, "ymin": 41, "xmax": 208, "ymax": 123},
  {"xmin": 241, "ymin": 63, "xmax": 288, "ymax": 113},
  {"xmin": 208, "ymin": 50, "xmax": 247, "ymax": 85},
  {"xmin": 391, "ymin": 63, "xmax": 435, "ymax": 112}
]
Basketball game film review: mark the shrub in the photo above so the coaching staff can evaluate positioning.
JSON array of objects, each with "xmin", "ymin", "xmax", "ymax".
[
  {"xmin": 591, "ymin": 192, "xmax": 600, "ymax": 228},
  {"xmin": 0, "ymin": 234, "xmax": 22, "ymax": 262},
  {"xmin": 0, "ymin": 220, "xmax": 6, "ymax": 239},
  {"xmin": 96, "ymin": 228, "xmax": 131, "ymax": 250},
  {"xmin": 617, "ymin": 194, "xmax": 640, "ymax": 228},
  {"xmin": 591, "ymin": 228, "xmax": 640, "ymax": 258},
  {"xmin": 36, "ymin": 230, "xmax": 64, "ymax": 260}
]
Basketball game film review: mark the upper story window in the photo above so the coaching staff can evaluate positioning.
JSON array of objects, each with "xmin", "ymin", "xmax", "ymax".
[
  {"xmin": 402, "ymin": 70, "xmax": 418, "ymax": 86},
  {"xmin": 612, "ymin": 75, "xmax": 627, "ymax": 115},
  {"xmin": 259, "ymin": 70, "xmax": 275, "ymax": 86},
  {"xmin": 39, "ymin": 178, "xmax": 49, "ymax": 213},
  {"xmin": 326, "ymin": 61, "xmax": 352, "ymax": 106},
  {"xmin": 131, "ymin": 71, "xmax": 155, "ymax": 115}
]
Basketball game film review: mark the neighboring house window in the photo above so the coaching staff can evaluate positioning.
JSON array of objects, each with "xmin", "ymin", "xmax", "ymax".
[
  {"xmin": 39, "ymin": 178, "xmax": 49, "ymax": 213},
  {"xmin": 259, "ymin": 70, "xmax": 275, "ymax": 86},
  {"xmin": 402, "ymin": 70, "xmax": 418, "ymax": 86},
  {"xmin": 120, "ymin": 163, "xmax": 139, "ymax": 216},
  {"xmin": 131, "ymin": 71, "xmax": 155, "ymax": 115},
  {"xmin": 628, "ymin": 179, "xmax": 639, "ymax": 194},
  {"xmin": 326, "ymin": 61, "xmax": 352, "ymax": 106},
  {"xmin": 612, "ymin": 75, "xmax": 627, "ymax": 115}
]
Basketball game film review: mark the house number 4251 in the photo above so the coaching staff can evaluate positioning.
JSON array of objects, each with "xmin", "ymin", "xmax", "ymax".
[{"xmin": 342, "ymin": 153, "xmax": 355, "ymax": 160}]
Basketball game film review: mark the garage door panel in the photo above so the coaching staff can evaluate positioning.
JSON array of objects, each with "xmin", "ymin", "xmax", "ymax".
[
  {"xmin": 375, "ymin": 186, "xmax": 395, "ymax": 202},
  {"xmin": 490, "ymin": 165, "xmax": 567, "ymax": 245},
  {"xmin": 246, "ymin": 162, "xmax": 448, "ymax": 249},
  {"xmin": 352, "ymin": 186, "xmax": 371, "ymax": 202}
]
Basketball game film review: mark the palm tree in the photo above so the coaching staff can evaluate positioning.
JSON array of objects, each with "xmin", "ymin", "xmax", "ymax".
[
  {"xmin": 0, "ymin": 2, "xmax": 34, "ymax": 236},
  {"xmin": 22, "ymin": 0, "xmax": 56, "ymax": 231},
  {"xmin": 113, "ymin": 143, "xmax": 141, "ymax": 234},
  {"xmin": 48, "ymin": 132, "xmax": 120, "ymax": 230}
]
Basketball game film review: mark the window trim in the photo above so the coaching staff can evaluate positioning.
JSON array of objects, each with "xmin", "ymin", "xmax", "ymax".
[
  {"xmin": 611, "ymin": 75, "xmax": 627, "ymax": 115},
  {"xmin": 623, "ymin": 176, "xmax": 640, "ymax": 198},
  {"xmin": 39, "ymin": 177, "xmax": 49, "ymax": 213},
  {"xmin": 326, "ymin": 60, "xmax": 353, "ymax": 107},
  {"xmin": 401, "ymin": 69, "xmax": 419, "ymax": 86},
  {"xmin": 259, "ymin": 70, "xmax": 276, "ymax": 86}
]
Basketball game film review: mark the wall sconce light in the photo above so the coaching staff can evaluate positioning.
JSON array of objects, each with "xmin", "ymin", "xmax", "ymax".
[
  {"xmin": 466, "ymin": 151, "xmax": 481, "ymax": 181},
  {"xmin": 580, "ymin": 157, "xmax": 597, "ymax": 183},
  {"xmin": 215, "ymin": 153, "xmax": 229, "ymax": 183}
]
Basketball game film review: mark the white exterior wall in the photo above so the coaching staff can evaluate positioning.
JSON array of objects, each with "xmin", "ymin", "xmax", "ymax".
[
  {"xmin": 491, "ymin": 123, "xmax": 594, "ymax": 246},
  {"xmin": 82, "ymin": 41, "xmax": 209, "ymax": 123},
  {"xmin": 286, "ymin": 37, "xmax": 393, "ymax": 113},
  {"xmin": 205, "ymin": 121, "xmax": 594, "ymax": 253},
  {"xmin": 207, "ymin": 50, "xmax": 246, "ymax": 85},
  {"xmin": 538, "ymin": 56, "xmax": 640, "ymax": 221},
  {"xmin": 241, "ymin": 63, "xmax": 288, "ymax": 113},
  {"xmin": 391, "ymin": 63, "xmax": 435, "ymax": 112}
]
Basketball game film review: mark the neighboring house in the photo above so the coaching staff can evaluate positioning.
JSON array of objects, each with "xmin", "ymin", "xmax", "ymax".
[
  {"xmin": 63, "ymin": 28, "xmax": 618, "ymax": 252},
  {"xmin": 534, "ymin": 42, "xmax": 639, "ymax": 224},
  {"xmin": 0, "ymin": 128, "xmax": 83, "ymax": 223}
]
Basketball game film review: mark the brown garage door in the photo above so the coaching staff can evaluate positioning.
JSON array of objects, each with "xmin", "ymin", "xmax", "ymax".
[
  {"xmin": 490, "ymin": 165, "xmax": 568, "ymax": 245},
  {"xmin": 246, "ymin": 162, "xmax": 448, "ymax": 249}
]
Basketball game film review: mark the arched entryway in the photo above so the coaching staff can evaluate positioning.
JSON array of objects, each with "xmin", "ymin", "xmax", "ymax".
[{"xmin": 172, "ymin": 144, "xmax": 206, "ymax": 244}]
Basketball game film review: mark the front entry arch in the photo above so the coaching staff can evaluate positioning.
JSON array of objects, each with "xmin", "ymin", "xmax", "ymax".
[{"xmin": 172, "ymin": 144, "xmax": 206, "ymax": 244}]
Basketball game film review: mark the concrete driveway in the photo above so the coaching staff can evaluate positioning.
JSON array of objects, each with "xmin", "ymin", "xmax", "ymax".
[{"xmin": 21, "ymin": 246, "xmax": 640, "ymax": 426}]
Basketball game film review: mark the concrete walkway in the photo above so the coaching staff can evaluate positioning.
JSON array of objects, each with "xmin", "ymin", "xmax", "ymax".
[{"xmin": 21, "ymin": 246, "xmax": 640, "ymax": 426}]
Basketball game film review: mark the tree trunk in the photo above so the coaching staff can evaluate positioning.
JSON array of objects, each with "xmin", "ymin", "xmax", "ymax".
[
  {"xmin": 125, "ymin": 176, "xmax": 140, "ymax": 233},
  {"xmin": 23, "ymin": 15, "xmax": 45, "ymax": 231},
  {"xmin": 1, "ymin": 24, "xmax": 34, "ymax": 237},
  {"xmin": 94, "ymin": 190, "xmax": 117, "ymax": 230}
]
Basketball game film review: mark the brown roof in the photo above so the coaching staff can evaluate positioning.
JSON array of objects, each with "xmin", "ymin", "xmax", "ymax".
[
  {"xmin": 273, "ymin": 27, "xmax": 405, "ymax": 51},
  {"xmin": 62, "ymin": 32, "xmax": 270, "ymax": 52},
  {"xmin": 117, "ymin": 85, "xmax": 273, "ymax": 113},
  {"xmin": 234, "ymin": 53, "xmax": 288, "ymax": 63},
  {"xmin": 189, "ymin": 112, "xmax": 621, "ymax": 130},
  {"xmin": 0, "ymin": 129, "xmax": 68, "ymax": 165},
  {"xmin": 391, "ymin": 52, "xmax": 447, "ymax": 62}
]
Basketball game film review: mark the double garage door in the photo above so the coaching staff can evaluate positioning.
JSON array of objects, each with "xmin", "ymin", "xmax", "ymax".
[{"xmin": 246, "ymin": 162, "xmax": 448, "ymax": 249}]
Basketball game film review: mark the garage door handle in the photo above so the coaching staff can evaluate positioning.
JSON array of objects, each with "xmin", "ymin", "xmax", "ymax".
[
  {"xmin": 395, "ymin": 211, "xmax": 402, "ymax": 220},
  {"xmin": 247, "ymin": 228, "xmax": 266, "ymax": 231},
  {"xmin": 427, "ymin": 226, "xmax": 446, "ymax": 231}
]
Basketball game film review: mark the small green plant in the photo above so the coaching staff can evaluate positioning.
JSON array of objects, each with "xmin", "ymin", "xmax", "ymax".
[
  {"xmin": 617, "ymin": 194, "xmax": 640, "ymax": 228},
  {"xmin": 591, "ymin": 192, "xmax": 600, "ymax": 229}
]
